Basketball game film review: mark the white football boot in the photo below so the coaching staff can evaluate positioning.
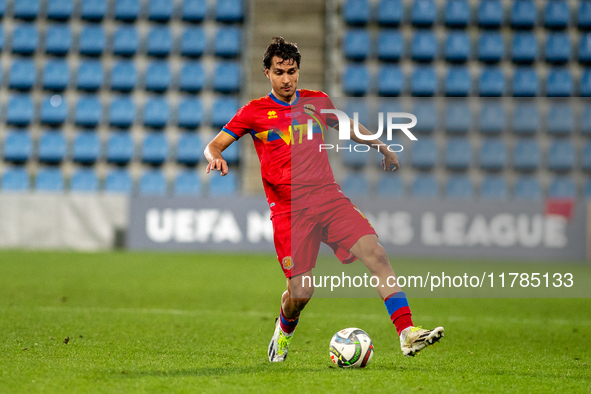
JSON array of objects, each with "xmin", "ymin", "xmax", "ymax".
[
  {"xmin": 268, "ymin": 318, "xmax": 294, "ymax": 362},
  {"xmin": 400, "ymin": 326, "xmax": 444, "ymax": 357}
]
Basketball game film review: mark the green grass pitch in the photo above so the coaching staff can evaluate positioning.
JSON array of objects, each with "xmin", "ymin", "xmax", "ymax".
[{"xmin": 0, "ymin": 250, "xmax": 590, "ymax": 393}]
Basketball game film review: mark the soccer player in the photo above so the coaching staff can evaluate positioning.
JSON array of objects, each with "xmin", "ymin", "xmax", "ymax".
[{"xmin": 204, "ymin": 37, "xmax": 444, "ymax": 361}]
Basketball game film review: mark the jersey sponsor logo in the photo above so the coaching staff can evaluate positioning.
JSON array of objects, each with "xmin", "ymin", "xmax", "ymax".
[
  {"xmin": 282, "ymin": 256, "xmax": 293, "ymax": 270},
  {"xmin": 267, "ymin": 110, "xmax": 278, "ymax": 119}
]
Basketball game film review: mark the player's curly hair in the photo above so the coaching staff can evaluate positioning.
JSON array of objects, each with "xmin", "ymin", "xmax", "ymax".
[{"xmin": 263, "ymin": 36, "xmax": 301, "ymax": 70}]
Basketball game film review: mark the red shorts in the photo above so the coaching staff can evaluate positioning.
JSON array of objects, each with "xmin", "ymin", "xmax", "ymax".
[{"xmin": 272, "ymin": 197, "xmax": 377, "ymax": 278}]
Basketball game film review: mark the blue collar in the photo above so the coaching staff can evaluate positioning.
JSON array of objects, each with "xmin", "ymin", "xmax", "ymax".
[{"xmin": 269, "ymin": 90, "xmax": 300, "ymax": 106}]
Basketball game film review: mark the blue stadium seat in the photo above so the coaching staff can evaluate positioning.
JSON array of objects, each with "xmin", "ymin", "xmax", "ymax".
[
  {"xmin": 70, "ymin": 168, "xmax": 99, "ymax": 192},
  {"xmin": 341, "ymin": 142, "xmax": 369, "ymax": 168},
  {"xmin": 77, "ymin": 60, "xmax": 103, "ymax": 91},
  {"xmin": 512, "ymin": 67, "xmax": 539, "ymax": 96},
  {"xmin": 209, "ymin": 172, "xmax": 237, "ymax": 196},
  {"xmin": 580, "ymin": 34, "xmax": 591, "ymax": 64},
  {"xmin": 411, "ymin": 101, "xmax": 437, "ymax": 132},
  {"xmin": 140, "ymin": 170, "xmax": 167, "ymax": 196},
  {"xmin": 511, "ymin": 32, "xmax": 537, "ymax": 63},
  {"xmin": 149, "ymin": 0, "xmax": 173, "ymax": 21},
  {"xmin": 480, "ymin": 138, "xmax": 506, "ymax": 170},
  {"xmin": 445, "ymin": 0, "xmax": 470, "ymax": 27},
  {"xmin": 12, "ymin": 24, "xmax": 38, "ymax": 54},
  {"xmin": 110, "ymin": 61, "xmax": 137, "ymax": 92},
  {"xmin": 1, "ymin": 167, "xmax": 29, "ymax": 191},
  {"xmin": 45, "ymin": 24, "xmax": 71, "ymax": 55},
  {"xmin": 176, "ymin": 133, "xmax": 202, "ymax": 164},
  {"xmin": 514, "ymin": 176, "xmax": 542, "ymax": 200},
  {"xmin": 341, "ymin": 173, "xmax": 369, "ymax": 197},
  {"xmin": 376, "ymin": 175, "xmax": 404, "ymax": 197},
  {"xmin": 479, "ymin": 102, "xmax": 505, "ymax": 134},
  {"xmin": 144, "ymin": 98, "xmax": 169, "ymax": 128},
  {"xmin": 545, "ymin": 0, "xmax": 569, "ymax": 29},
  {"xmin": 178, "ymin": 98, "xmax": 203, "ymax": 128},
  {"xmin": 0, "ymin": 28, "xmax": 4, "ymax": 52},
  {"xmin": 545, "ymin": 32, "xmax": 571, "ymax": 63},
  {"xmin": 445, "ymin": 66, "xmax": 471, "ymax": 96},
  {"xmin": 343, "ymin": 100, "xmax": 370, "ymax": 128},
  {"xmin": 147, "ymin": 27, "xmax": 172, "ymax": 57},
  {"xmin": 75, "ymin": 96, "xmax": 101, "ymax": 127},
  {"xmin": 79, "ymin": 25, "xmax": 105, "ymax": 56},
  {"xmin": 377, "ymin": 65, "xmax": 403, "ymax": 96},
  {"xmin": 478, "ymin": 32, "xmax": 504, "ymax": 62},
  {"xmin": 513, "ymin": 139, "xmax": 540, "ymax": 171},
  {"xmin": 546, "ymin": 68, "xmax": 573, "ymax": 96},
  {"xmin": 411, "ymin": 174, "xmax": 439, "ymax": 198},
  {"xmin": 411, "ymin": 66, "xmax": 437, "ymax": 96},
  {"xmin": 142, "ymin": 133, "xmax": 168, "ymax": 164},
  {"xmin": 48, "ymin": 0, "xmax": 73, "ymax": 20},
  {"xmin": 445, "ymin": 138, "xmax": 471, "ymax": 170},
  {"xmin": 479, "ymin": 68, "xmax": 505, "ymax": 96},
  {"xmin": 510, "ymin": 0, "xmax": 537, "ymax": 28},
  {"xmin": 377, "ymin": 30, "xmax": 403, "ymax": 61},
  {"xmin": 35, "ymin": 168, "xmax": 64, "ymax": 192},
  {"xmin": 113, "ymin": 27, "xmax": 138, "ymax": 56},
  {"xmin": 7, "ymin": 95, "xmax": 34, "ymax": 126},
  {"xmin": 343, "ymin": 0, "xmax": 370, "ymax": 25},
  {"xmin": 41, "ymin": 96, "xmax": 68, "ymax": 125},
  {"xmin": 446, "ymin": 174, "xmax": 473, "ymax": 199},
  {"xmin": 512, "ymin": 102, "xmax": 539, "ymax": 134},
  {"xmin": 3, "ymin": 131, "xmax": 32, "ymax": 162},
  {"xmin": 0, "ymin": 0, "xmax": 5, "ymax": 18},
  {"xmin": 105, "ymin": 169, "xmax": 132, "ymax": 193},
  {"xmin": 9, "ymin": 60, "xmax": 36, "ymax": 90},
  {"xmin": 548, "ymin": 177, "xmax": 576, "ymax": 197},
  {"xmin": 581, "ymin": 141, "xmax": 591, "ymax": 171},
  {"xmin": 579, "ymin": 1, "xmax": 591, "ymax": 29},
  {"xmin": 109, "ymin": 97, "xmax": 135, "ymax": 127},
  {"xmin": 215, "ymin": 0, "xmax": 244, "ymax": 23},
  {"xmin": 214, "ymin": 62, "xmax": 241, "ymax": 93},
  {"xmin": 106, "ymin": 132, "xmax": 134, "ymax": 163},
  {"xmin": 212, "ymin": 97, "xmax": 238, "ymax": 128},
  {"xmin": 581, "ymin": 70, "xmax": 591, "ymax": 96},
  {"xmin": 411, "ymin": 137, "xmax": 437, "ymax": 169},
  {"xmin": 175, "ymin": 170, "xmax": 201, "ymax": 195},
  {"xmin": 411, "ymin": 31, "xmax": 437, "ymax": 61},
  {"xmin": 223, "ymin": 143, "xmax": 240, "ymax": 164},
  {"xmin": 72, "ymin": 132, "xmax": 100, "ymax": 163},
  {"xmin": 81, "ymin": 0, "xmax": 106, "ymax": 21},
  {"xmin": 214, "ymin": 27, "xmax": 241, "ymax": 58},
  {"xmin": 481, "ymin": 175, "xmax": 508, "ymax": 200},
  {"xmin": 585, "ymin": 179, "xmax": 591, "ymax": 198},
  {"xmin": 43, "ymin": 60, "xmax": 69, "ymax": 91},
  {"xmin": 411, "ymin": 0, "xmax": 437, "ymax": 26},
  {"xmin": 377, "ymin": 0, "xmax": 403, "ymax": 26},
  {"xmin": 181, "ymin": 27, "xmax": 206, "ymax": 57},
  {"xmin": 145, "ymin": 61, "xmax": 171, "ymax": 92},
  {"xmin": 477, "ymin": 0, "xmax": 503, "ymax": 27},
  {"xmin": 444, "ymin": 101, "xmax": 471, "ymax": 133},
  {"xmin": 343, "ymin": 29, "xmax": 370, "ymax": 60},
  {"xmin": 14, "ymin": 0, "xmax": 39, "ymax": 20},
  {"xmin": 182, "ymin": 0, "xmax": 206, "ymax": 22},
  {"xmin": 582, "ymin": 105, "xmax": 591, "ymax": 134},
  {"xmin": 38, "ymin": 131, "xmax": 66, "ymax": 163},
  {"xmin": 115, "ymin": 0, "xmax": 140, "ymax": 21},
  {"xmin": 548, "ymin": 140, "xmax": 575, "ymax": 171},
  {"xmin": 444, "ymin": 31, "xmax": 470, "ymax": 62},
  {"xmin": 342, "ymin": 64, "xmax": 370, "ymax": 96},
  {"xmin": 547, "ymin": 103, "xmax": 574, "ymax": 135}
]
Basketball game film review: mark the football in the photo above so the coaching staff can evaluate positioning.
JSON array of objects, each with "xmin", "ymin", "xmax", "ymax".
[{"xmin": 329, "ymin": 327, "xmax": 374, "ymax": 368}]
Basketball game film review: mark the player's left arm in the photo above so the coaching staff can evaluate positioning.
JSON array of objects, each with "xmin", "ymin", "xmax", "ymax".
[{"xmin": 348, "ymin": 119, "xmax": 400, "ymax": 172}]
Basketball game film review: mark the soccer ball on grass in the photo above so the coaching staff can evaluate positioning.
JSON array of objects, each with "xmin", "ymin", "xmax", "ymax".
[{"xmin": 329, "ymin": 327, "xmax": 374, "ymax": 368}]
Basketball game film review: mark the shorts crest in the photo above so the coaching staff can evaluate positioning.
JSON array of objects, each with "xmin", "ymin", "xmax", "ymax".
[{"xmin": 282, "ymin": 256, "xmax": 293, "ymax": 270}]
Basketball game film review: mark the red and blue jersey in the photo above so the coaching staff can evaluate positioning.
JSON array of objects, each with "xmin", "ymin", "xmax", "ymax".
[{"xmin": 222, "ymin": 89, "xmax": 344, "ymax": 216}]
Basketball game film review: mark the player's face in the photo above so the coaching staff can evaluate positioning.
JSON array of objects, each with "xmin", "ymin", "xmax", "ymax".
[{"xmin": 266, "ymin": 56, "xmax": 299, "ymax": 103}]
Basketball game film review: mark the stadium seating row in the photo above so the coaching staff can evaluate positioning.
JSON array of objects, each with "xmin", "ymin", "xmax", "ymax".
[
  {"xmin": 343, "ymin": 65, "xmax": 585, "ymax": 97},
  {"xmin": 342, "ymin": 173, "xmax": 591, "ymax": 200},
  {"xmin": 0, "ymin": 166, "xmax": 238, "ymax": 195},
  {"xmin": 343, "ymin": 0, "xmax": 585, "ymax": 29},
  {"xmin": 344, "ymin": 30, "xmax": 591, "ymax": 64},
  {"xmin": 5, "ymin": 25, "xmax": 241, "ymax": 58},
  {"xmin": 7, "ymin": 60, "xmax": 240, "ymax": 93},
  {"xmin": 0, "ymin": 95, "xmax": 237, "ymax": 129},
  {"xmin": 1, "ymin": 131, "xmax": 238, "ymax": 165},
  {"xmin": 3, "ymin": 0, "xmax": 243, "ymax": 23}
]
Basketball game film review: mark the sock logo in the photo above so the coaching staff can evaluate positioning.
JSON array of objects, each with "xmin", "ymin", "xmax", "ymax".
[{"xmin": 282, "ymin": 256, "xmax": 293, "ymax": 270}]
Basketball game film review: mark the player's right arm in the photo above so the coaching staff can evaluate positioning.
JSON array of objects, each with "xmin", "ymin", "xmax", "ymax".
[{"xmin": 204, "ymin": 132, "xmax": 235, "ymax": 176}]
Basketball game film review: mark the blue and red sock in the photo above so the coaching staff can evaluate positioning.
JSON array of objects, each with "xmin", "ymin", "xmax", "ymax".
[
  {"xmin": 384, "ymin": 292, "xmax": 413, "ymax": 335},
  {"xmin": 279, "ymin": 308, "xmax": 299, "ymax": 334}
]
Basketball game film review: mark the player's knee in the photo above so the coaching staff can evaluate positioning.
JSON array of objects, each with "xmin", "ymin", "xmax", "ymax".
[{"xmin": 368, "ymin": 244, "xmax": 389, "ymax": 264}]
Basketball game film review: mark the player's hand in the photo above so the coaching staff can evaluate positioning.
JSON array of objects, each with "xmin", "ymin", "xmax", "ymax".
[
  {"xmin": 381, "ymin": 151, "xmax": 400, "ymax": 172},
  {"xmin": 206, "ymin": 158, "xmax": 229, "ymax": 176}
]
